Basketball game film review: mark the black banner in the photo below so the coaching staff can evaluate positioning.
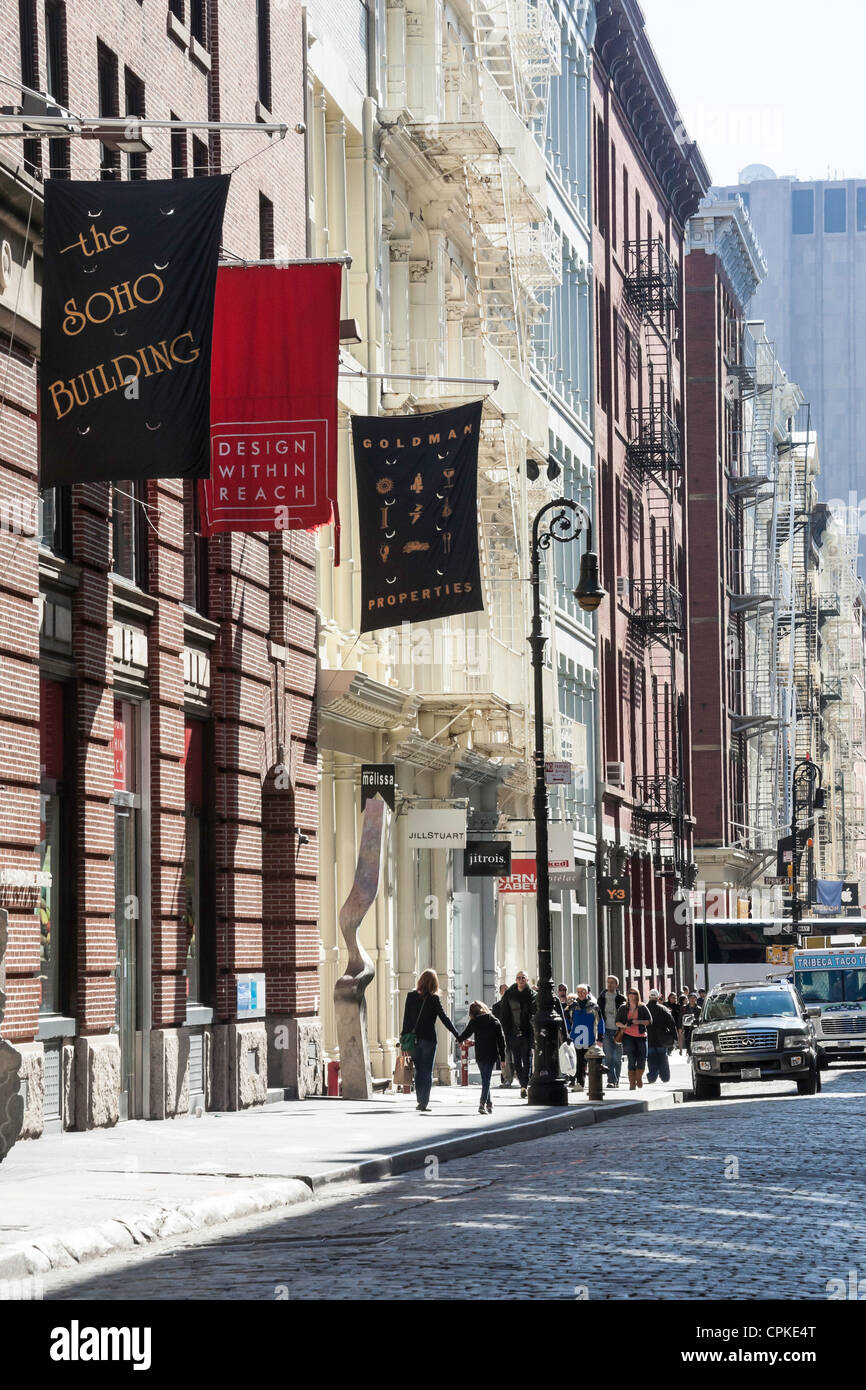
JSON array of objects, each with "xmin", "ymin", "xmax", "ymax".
[
  {"xmin": 352, "ymin": 401, "xmax": 484, "ymax": 633},
  {"xmin": 40, "ymin": 175, "xmax": 229, "ymax": 486},
  {"xmin": 464, "ymin": 841, "xmax": 511, "ymax": 877},
  {"xmin": 597, "ymin": 876, "xmax": 630, "ymax": 908},
  {"xmin": 360, "ymin": 764, "xmax": 396, "ymax": 811}
]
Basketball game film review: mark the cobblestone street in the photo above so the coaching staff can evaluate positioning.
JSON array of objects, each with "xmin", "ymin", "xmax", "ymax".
[{"xmin": 41, "ymin": 1066, "xmax": 866, "ymax": 1301}]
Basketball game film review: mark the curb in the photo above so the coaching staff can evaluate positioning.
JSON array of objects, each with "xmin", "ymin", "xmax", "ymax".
[{"xmin": 0, "ymin": 1090, "xmax": 679, "ymax": 1283}]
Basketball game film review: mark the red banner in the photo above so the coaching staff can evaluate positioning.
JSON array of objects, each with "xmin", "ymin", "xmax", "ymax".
[
  {"xmin": 498, "ymin": 858, "xmax": 538, "ymax": 894},
  {"xmin": 199, "ymin": 263, "xmax": 341, "ymax": 549}
]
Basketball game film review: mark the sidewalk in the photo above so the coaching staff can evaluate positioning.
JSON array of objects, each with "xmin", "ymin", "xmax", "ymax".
[{"xmin": 0, "ymin": 1062, "xmax": 689, "ymax": 1282}]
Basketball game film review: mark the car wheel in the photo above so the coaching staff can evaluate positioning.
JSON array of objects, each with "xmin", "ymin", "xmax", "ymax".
[
  {"xmin": 818, "ymin": 1056, "xmax": 830, "ymax": 1071},
  {"xmin": 797, "ymin": 1065, "xmax": 819, "ymax": 1096},
  {"xmin": 693, "ymin": 1074, "xmax": 721, "ymax": 1101}
]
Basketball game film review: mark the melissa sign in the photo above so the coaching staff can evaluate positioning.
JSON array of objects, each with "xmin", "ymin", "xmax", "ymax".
[{"xmin": 407, "ymin": 809, "xmax": 467, "ymax": 847}]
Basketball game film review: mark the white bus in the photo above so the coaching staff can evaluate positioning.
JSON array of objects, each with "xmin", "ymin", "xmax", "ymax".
[{"xmin": 792, "ymin": 948, "xmax": 866, "ymax": 1067}]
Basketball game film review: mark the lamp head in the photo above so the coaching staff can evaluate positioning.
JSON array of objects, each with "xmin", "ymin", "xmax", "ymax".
[{"xmin": 574, "ymin": 550, "xmax": 606, "ymax": 612}]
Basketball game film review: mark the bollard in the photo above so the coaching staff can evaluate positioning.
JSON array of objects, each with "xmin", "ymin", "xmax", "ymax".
[
  {"xmin": 459, "ymin": 1040, "xmax": 471, "ymax": 1086},
  {"xmin": 326, "ymin": 1059, "xmax": 341, "ymax": 1096},
  {"xmin": 586, "ymin": 1044, "xmax": 606, "ymax": 1102}
]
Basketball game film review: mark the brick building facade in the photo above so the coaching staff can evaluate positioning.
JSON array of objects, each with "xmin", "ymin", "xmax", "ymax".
[
  {"xmin": 591, "ymin": 0, "xmax": 709, "ymax": 992},
  {"xmin": 0, "ymin": 0, "xmax": 320, "ymax": 1139}
]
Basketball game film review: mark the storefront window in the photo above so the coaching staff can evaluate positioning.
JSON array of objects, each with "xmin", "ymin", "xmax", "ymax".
[
  {"xmin": 113, "ymin": 699, "xmax": 140, "ymax": 1114},
  {"xmin": 183, "ymin": 720, "xmax": 204, "ymax": 1004},
  {"xmin": 38, "ymin": 679, "xmax": 66, "ymax": 1015}
]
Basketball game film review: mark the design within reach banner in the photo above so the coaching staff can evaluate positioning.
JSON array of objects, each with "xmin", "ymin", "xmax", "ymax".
[
  {"xmin": 40, "ymin": 176, "xmax": 229, "ymax": 485},
  {"xmin": 199, "ymin": 263, "xmax": 341, "ymax": 540},
  {"xmin": 352, "ymin": 401, "xmax": 484, "ymax": 633}
]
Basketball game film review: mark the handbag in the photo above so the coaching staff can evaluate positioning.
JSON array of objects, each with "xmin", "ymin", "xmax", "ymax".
[
  {"xmin": 393, "ymin": 1053, "xmax": 414, "ymax": 1088},
  {"xmin": 558, "ymin": 1040, "xmax": 577, "ymax": 1075},
  {"xmin": 399, "ymin": 994, "xmax": 428, "ymax": 1057}
]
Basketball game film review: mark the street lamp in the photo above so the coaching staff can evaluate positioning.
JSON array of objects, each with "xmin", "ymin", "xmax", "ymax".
[
  {"xmin": 527, "ymin": 496, "xmax": 605, "ymax": 1107},
  {"xmin": 790, "ymin": 757, "xmax": 825, "ymax": 939}
]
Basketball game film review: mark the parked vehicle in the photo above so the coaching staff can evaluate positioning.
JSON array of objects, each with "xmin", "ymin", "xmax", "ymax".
[
  {"xmin": 793, "ymin": 948, "xmax": 866, "ymax": 1068},
  {"xmin": 689, "ymin": 979, "xmax": 819, "ymax": 1100}
]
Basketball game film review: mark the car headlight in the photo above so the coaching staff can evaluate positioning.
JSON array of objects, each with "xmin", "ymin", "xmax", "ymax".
[
  {"xmin": 691, "ymin": 1039, "xmax": 715, "ymax": 1054},
  {"xmin": 783, "ymin": 1033, "xmax": 807, "ymax": 1049}
]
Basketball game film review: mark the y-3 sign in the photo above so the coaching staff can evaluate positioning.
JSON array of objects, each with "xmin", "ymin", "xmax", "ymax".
[{"xmin": 597, "ymin": 876, "xmax": 630, "ymax": 908}]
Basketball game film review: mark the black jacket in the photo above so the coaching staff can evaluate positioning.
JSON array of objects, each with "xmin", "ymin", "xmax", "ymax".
[
  {"xmin": 666, "ymin": 1000, "xmax": 683, "ymax": 1028},
  {"xmin": 614, "ymin": 1002, "xmax": 652, "ymax": 1037},
  {"xmin": 402, "ymin": 990, "xmax": 458, "ymax": 1043},
  {"xmin": 646, "ymin": 1001, "xmax": 678, "ymax": 1048},
  {"xmin": 458, "ymin": 1012, "xmax": 506, "ymax": 1064},
  {"xmin": 501, "ymin": 982, "xmax": 537, "ymax": 1038}
]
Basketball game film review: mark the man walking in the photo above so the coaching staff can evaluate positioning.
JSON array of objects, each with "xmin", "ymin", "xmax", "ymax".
[
  {"xmin": 646, "ymin": 989, "xmax": 678, "ymax": 1084},
  {"xmin": 492, "ymin": 983, "xmax": 513, "ymax": 1087},
  {"xmin": 597, "ymin": 975, "xmax": 626, "ymax": 1089},
  {"xmin": 501, "ymin": 970, "xmax": 536, "ymax": 1097}
]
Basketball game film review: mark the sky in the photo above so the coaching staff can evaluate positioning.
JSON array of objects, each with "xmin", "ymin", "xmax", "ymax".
[{"xmin": 636, "ymin": 0, "xmax": 864, "ymax": 187}]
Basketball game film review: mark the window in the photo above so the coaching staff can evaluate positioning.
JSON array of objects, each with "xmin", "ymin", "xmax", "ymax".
[
  {"xmin": 824, "ymin": 187, "xmax": 846, "ymax": 234},
  {"xmin": 170, "ymin": 113, "xmax": 187, "ymax": 179},
  {"xmin": 113, "ymin": 700, "xmax": 141, "ymax": 1112},
  {"xmin": 38, "ymin": 679, "xmax": 67, "ymax": 1015},
  {"xmin": 19, "ymin": 0, "xmax": 41, "ymax": 177},
  {"xmin": 169, "ymin": 0, "xmax": 184, "ymax": 17},
  {"xmin": 257, "ymin": 0, "xmax": 272, "ymax": 110},
  {"xmin": 259, "ymin": 191, "xmax": 274, "ymax": 260},
  {"xmin": 858, "ymin": 187, "xmax": 866, "ymax": 233},
  {"xmin": 791, "ymin": 187, "xmax": 814, "ymax": 235},
  {"xmin": 190, "ymin": 0, "xmax": 207, "ymax": 45},
  {"xmin": 191, "ymin": 135, "xmax": 209, "ymax": 177},
  {"xmin": 111, "ymin": 481, "xmax": 148, "ymax": 588},
  {"xmin": 38, "ymin": 485, "xmax": 72, "ymax": 556},
  {"xmin": 45, "ymin": 1, "xmax": 69, "ymax": 178},
  {"xmin": 97, "ymin": 40, "xmax": 120, "ymax": 179},
  {"xmin": 183, "ymin": 482, "xmax": 209, "ymax": 612},
  {"xmin": 123, "ymin": 66, "xmax": 146, "ymax": 180},
  {"xmin": 183, "ymin": 720, "xmax": 206, "ymax": 1005}
]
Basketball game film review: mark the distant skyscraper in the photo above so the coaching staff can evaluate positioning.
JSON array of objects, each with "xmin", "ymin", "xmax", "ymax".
[{"xmin": 718, "ymin": 168, "xmax": 866, "ymax": 557}]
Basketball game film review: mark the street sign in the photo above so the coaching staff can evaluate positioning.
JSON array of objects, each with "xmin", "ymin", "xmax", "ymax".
[
  {"xmin": 464, "ymin": 841, "xmax": 511, "ymax": 877},
  {"xmin": 360, "ymin": 763, "xmax": 396, "ymax": 810},
  {"xmin": 544, "ymin": 761, "xmax": 572, "ymax": 785},
  {"xmin": 597, "ymin": 876, "xmax": 630, "ymax": 908}
]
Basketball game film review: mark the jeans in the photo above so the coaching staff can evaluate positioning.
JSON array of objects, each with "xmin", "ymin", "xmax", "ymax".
[
  {"xmin": 623, "ymin": 1034, "xmax": 648, "ymax": 1072},
  {"xmin": 414, "ymin": 1038, "xmax": 437, "ymax": 1108},
  {"xmin": 647, "ymin": 1046, "xmax": 671, "ymax": 1083},
  {"xmin": 602, "ymin": 1032, "xmax": 623, "ymax": 1085},
  {"xmin": 510, "ymin": 1036, "xmax": 532, "ymax": 1088},
  {"xmin": 478, "ymin": 1059, "xmax": 495, "ymax": 1106}
]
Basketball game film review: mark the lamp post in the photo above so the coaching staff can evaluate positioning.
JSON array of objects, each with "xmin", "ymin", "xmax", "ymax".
[
  {"xmin": 527, "ymin": 496, "xmax": 605, "ymax": 1107},
  {"xmin": 790, "ymin": 757, "xmax": 825, "ymax": 939}
]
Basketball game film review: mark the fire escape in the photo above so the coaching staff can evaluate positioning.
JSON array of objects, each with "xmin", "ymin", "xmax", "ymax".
[{"xmin": 623, "ymin": 235, "xmax": 689, "ymax": 881}]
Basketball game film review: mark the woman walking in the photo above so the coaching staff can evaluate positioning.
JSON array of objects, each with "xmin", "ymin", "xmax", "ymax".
[
  {"xmin": 458, "ymin": 1001, "xmax": 506, "ymax": 1115},
  {"xmin": 615, "ymin": 987, "xmax": 652, "ymax": 1090},
  {"xmin": 400, "ymin": 969, "xmax": 459, "ymax": 1112}
]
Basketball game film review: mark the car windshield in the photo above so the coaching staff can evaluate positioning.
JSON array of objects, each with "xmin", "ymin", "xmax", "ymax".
[
  {"xmin": 703, "ymin": 990, "xmax": 798, "ymax": 1021},
  {"xmin": 795, "ymin": 968, "xmax": 866, "ymax": 1005}
]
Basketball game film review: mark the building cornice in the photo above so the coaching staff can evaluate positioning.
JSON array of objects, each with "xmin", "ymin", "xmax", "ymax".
[
  {"xmin": 318, "ymin": 668, "xmax": 419, "ymax": 730},
  {"xmin": 687, "ymin": 196, "xmax": 767, "ymax": 310}
]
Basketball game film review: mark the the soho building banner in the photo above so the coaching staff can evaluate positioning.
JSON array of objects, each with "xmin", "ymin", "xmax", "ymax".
[
  {"xmin": 199, "ymin": 263, "xmax": 341, "ymax": 543},
  {"xmin": 40, "ymin": 175, "xmax": 229, "ymax": 485},
  {"xmin": 352, "ymin": 400, "xmax": 484, "ymax": 633}
]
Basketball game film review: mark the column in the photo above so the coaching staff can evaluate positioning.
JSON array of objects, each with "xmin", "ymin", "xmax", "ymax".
[
  {"xmin": 326, "ymin": 114, "xmax": 349, "ymax": 316},
  {"xmin": 389, "ymin": 242, "xmax": 411, "ymax": 375},
  {"xmin": 386, "ymin": 0, "xmax": 408, "ymax": 112}
]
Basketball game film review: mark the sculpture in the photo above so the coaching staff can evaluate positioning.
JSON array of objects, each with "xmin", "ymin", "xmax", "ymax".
[
  {"xmin": 333, "ymin": 797, "xmax": 387, "ymax": 1100},
  {"xmin": 0, "ymin": 909, "xmax": 24, "ymax": 1163}
]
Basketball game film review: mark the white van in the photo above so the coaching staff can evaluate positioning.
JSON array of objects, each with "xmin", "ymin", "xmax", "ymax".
[{"xmin": 793, "ymin": 948, "xmax": 866, "ymax": 1066}]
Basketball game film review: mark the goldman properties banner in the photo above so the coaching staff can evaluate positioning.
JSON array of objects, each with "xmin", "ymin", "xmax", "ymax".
[
  {"xmin": 352, "ymin": 401, "xmax": 484, "ymax": 633},
  {"xmin": 40, "ymin": 176, "xmax": 229, "ymax": 486},
  {"xmin": 199, "ymin": 263, "xmax": 341, "ymax": 542}
]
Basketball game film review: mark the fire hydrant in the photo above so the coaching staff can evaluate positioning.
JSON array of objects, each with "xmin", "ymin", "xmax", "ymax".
[{"xmin": 586, "ymin": 1044, "xmax": 606, "ymax": 1102}]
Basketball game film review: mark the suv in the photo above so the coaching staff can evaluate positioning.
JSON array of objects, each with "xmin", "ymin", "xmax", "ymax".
[{"xmin": 689, "ymin": 980, "xmax": 819, "ymax": 1100}]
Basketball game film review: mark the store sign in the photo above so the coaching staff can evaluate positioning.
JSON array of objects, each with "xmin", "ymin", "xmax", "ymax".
[
  {"xmin": 113, "ymin": 708, "xmax": 126, "ymax": 792},
  {"xmin": 0, "ymin": 868, "xmax": 52, "ymax": 889},
  {"xmin": 544, "ymin": 761, "xmax": 572, "ymax": 785},
  {"xmin": 498, "ymin": 858, "xmax": 537, "ymax": 894},
  {"xmin": 669, "ymin": 918, "xmax": 693, "ymax": 953},
  {"xmin": 40, "ymin": 175, "xmax": 229, "ymax": 485},
  {"xmin": 598, "ymin": 876, "xmax": 631, "ymax": 908},
  {"xmin": 237, "ymin": 973, "xmax": 266, "ymax": 1019},
  {"xmin": 548, "ymin": 823, "xmax": 576, "ymax": 886},
  {"xmin": 360, "ymin": 764, "xmax": 396, "ymax": 811},
  {"xmin": 464, "ymin": 842, "xmax": 511, "ymax": 877},
  {"xmin": 407, "ymin": 809, "xmax": 467, "ymax": 847}
]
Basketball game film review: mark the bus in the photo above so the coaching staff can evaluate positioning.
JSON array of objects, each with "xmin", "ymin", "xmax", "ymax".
[{"xmin": 792, "ymin": 948, "xmax": 866, "ymax": 1067}]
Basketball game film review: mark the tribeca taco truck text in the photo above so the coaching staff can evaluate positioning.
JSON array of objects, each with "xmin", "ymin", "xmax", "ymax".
[{"xmin": 793, "ymin": 948, "xmax": 866, "ymax": 1065}]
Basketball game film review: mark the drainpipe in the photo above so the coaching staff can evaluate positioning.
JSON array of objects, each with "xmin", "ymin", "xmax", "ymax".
[{"xmin": 362, "ymin": 96, "xmax": 379, "ymax": 417}]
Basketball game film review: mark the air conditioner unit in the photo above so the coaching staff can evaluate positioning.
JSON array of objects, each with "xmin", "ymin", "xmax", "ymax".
[
  {"xmin": 616, "ymin": 576, "xmax": 631, "ymax": 604},
  {"xmin": 606, "ymin": 761, "xmax": 625, "ymax": 786}
]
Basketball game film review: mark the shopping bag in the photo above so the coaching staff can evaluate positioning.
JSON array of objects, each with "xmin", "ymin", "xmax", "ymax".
[
  {"xmin": 558, "ymin": 1040, "xmax": 577, "ymax": 1075},
  {"xmin": 393, "ymin": 1054, "xmax": 414, "ymax": 1087}
]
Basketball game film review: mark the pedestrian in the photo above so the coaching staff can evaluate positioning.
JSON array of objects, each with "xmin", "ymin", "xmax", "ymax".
[
  {"xmin": 677, "ymin": 992, "xmax": 689, "ymax": 1053},
  {"xmin": 500, "ymin": 969, "xmax": 536, "ymax": 1097},
  {"xmin": 615, "ymin": 987, "xmax": 652, "ymax": 1090},
  {"xmin": 666, "ymin": 990, "xmax": 683, "ymax": 1053},
  {"xmin": 598, "ymin": 974, "xmax": 627, "ymax": 1089},
  {"xmin": 400, "ymin": 969, "xmax": 459, "ymax": 1112},
  {"xmin": 568, "ymin": 984, "xmax": 604, "ymax": 1092},
  {"xmin": 682, "ymin": 991, "xmax": 702, "ymax": 1052},
  {"xmin": 458, "ymin": 1001, "xmax": 507, "ymax": 1115},
  {"xmin": 645, "ymin": 989, "xmax": 678, "ymax": 1084},
  {"xmin": 492, "ymin": 983, "xmax": 513, "ymax": 1087}
]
